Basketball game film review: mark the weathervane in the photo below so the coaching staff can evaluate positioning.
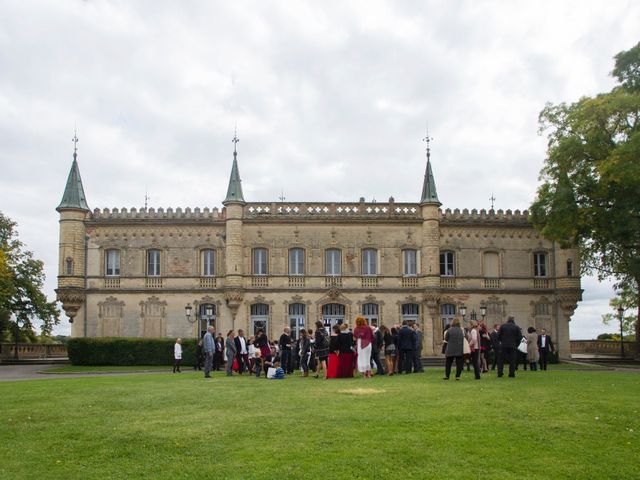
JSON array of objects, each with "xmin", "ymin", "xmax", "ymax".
[
  {"xmin": 422, "ymin": 123, "xmax": 432, "ymax": 161},
  {"xmin": 145, "ymin": 186, "xmax": 150, "ymax": 210},
  {"xmin": 232, "ymin": 125, "xmax": 239, "ymax": 156},
  {"xmin": 490, "ymin": 193, "xmax": 496, "ymax": 210},
  {"xmin": 72, "ymin": 127, "xmax": 79, "ymax": 159},
  {"xmin": 279, "ymin": 189, "xmax": 286, "ymax": 203}
]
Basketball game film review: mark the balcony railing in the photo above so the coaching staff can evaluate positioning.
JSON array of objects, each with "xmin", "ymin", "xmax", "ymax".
[
  {"xmin": 402, "ymin": 276, "xmax": 418, "ymax": 288},
  {"xmin": 145, "ymin": 277, "xmax": 164, "ymax": 288},
  {"xmin": 288, "ymin": 276, "xmax": 306, "ymax": 288},
  {"xmin": 199, "ymin": 277, "xmax": 217, "ymax": 288},
  {"xmin": 440, "ymin": 277, "xmax": 456, "ymax": 288},
  {"xmin": 325, "ymin": 276, "xmax": 343, "ymax": 288},
  {"xmin": 104, "ymin": 277, "xmax": 120, "ymax": 289},
  {"xmin": 483, "ymin": 278, "xmax": 501, "ymax": 289},
  {"xmin": 361, "ymin": 276, "xmax": 379, "ymax": 288},
  {"xmin": 251, "ymin": 276, "xmax": 269, "ymax": 288},
  {"xmin": 534, "ymin": 278, "xmax": 550, "ymax": 289}
]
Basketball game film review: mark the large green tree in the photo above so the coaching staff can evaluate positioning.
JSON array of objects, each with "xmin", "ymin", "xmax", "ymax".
[
  {"xmin": 602, "ymin": 284, "xmax": 638, "ymax": 341},
  {"xmin": 0, "ymin": 211, "xmax": 59, "ymax": 348},
  {"xmin": 531, "ymin": 42, "xmax": 640, "ymax": 357}
]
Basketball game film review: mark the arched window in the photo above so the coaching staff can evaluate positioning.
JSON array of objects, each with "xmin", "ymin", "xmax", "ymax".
[
  {"xmin": 566, "ymin": 259, "xmax": 573, "ymax": 277},
  {"xmin": 402, "ymin": 303, "xmax": 419, "ymax": 324},
  {"xmin": 250, "ymin": 303, "xmax": 269, "ymax": 336},
  {"xmin": 65, "ymin": 257, "xmax": 73, "ymax": 275},
  {"xmin": 362, "ymin": 303, "xmax": 379, "ymax": 326},
  {"xmin": 440, "ymin": 303, "xmax": 456, "ymax": 330},
  {"xmin": 147, "ymin": 249, "xmax": 161, "ymax": 276},
  {"xmin": 325, "ymin": 249, "xmax": 341, "ymax": 276},
  {"xmin": 288, "ymin": 248, "xmax": 305, "ymax": 276},
  {"xmin": 198, "ymin": 304, "xmax": 216, "ymax": 338},
  {"xmin": 252, "ymin": 248, "xmax": 268, "ymax": 275},
  {"xmin": 322, "ymin": 303, "xmax": 345, "ymax": 330},
  {"xmin": 105, "ymin": 250, "xmax": 120, "ymax": 276},
  {"xmin": 362, "ymin": 248, "xmax": 378, "ymax": 276},
  {"xmin": 201, "ymin": 249, "xmax": 215, "ymax": 277},
  {"xmin": 440, "ymin": 251, "xmax": 455, "ymax": 276},
  {"xmin": 288, "ymin": 303, "xmax": 306, "ymax": 341}
]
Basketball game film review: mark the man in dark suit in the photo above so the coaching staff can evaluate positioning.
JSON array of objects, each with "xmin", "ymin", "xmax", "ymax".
[
  {"xmin": 537, "ymin": 328, "xmax": 555, "ymax": 371},
  {"xmin": 279, "ymin": 327, "xmax": 293, "ymax": 374},
  {"xmin": 497, "ymin": 316, "xmax": 522, "ymax": 378},
  {"xmin": 397, "ymin": 321, "xmax": 417, "ymax": 374},
  {"xmin": 489, "ymin": 324, "xmax": 501, "ymax": 371},
  {"xmin": 234, "ymin": 329, "xmax": 250, "ymax": 374}
]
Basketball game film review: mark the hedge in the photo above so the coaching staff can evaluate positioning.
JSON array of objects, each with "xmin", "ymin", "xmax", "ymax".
[{"xmin": 67, "ymin": 337, "xmax": 198, "ymax": 366}]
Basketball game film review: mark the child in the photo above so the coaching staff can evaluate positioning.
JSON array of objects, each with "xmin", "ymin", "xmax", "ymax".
[
  {"xmin": 173, "ymin": 338, "xmax": 182, "ymax": 373},
  {"xmin": 253, "ymin": 350, "xmax": 262, "ymax": 379},
  {"xmin": 268, "ymin": 361, "xmax": 285, "ymax": 379}
]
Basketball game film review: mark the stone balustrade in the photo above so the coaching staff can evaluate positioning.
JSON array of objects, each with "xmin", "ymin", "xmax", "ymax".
[
  {"xmin": 570, "ymin": 340, "xmax": 638, "ymax": 357},
  {"xmin": 0, "ymin": 343, "xmax": 68, "ymax": 360}
]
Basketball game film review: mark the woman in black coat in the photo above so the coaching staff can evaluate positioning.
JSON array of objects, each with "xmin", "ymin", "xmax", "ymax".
[{"xmin": 443, "ymin": 318, "xmax": 465, "ymax": 380}]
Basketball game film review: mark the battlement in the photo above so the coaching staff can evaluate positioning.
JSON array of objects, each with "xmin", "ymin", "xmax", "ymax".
[
  {"xmin": 441, "ymin": 208, "xmax": 531, "ymax": 224},
  {"xmin": 244, "ymin": 199, "xmax": 421, "ymax": 218},
  {"xmin": 90, "ymin": 207, "xmax": 225, "ymax": 221}
]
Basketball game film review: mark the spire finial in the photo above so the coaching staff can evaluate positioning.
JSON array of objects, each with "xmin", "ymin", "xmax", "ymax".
[
  {"xmin": 490, "ymin": 193, "xmax": 496, "ymax": 210},
  {"xmin": 422, "ymin": 123, "xmax": 432, "ymax": 162},
  {"xmin": 232, "ymin": 125, "xmax": 239, "ymax": 156},
  {"xmin": 72, "ymin": 126, "xmax": 79, "ymax": 160}
]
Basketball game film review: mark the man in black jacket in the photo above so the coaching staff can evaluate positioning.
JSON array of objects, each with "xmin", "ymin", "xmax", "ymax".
[
  {"xmin": 537, "ymin": 328, "xmax": 555, "ymax": 371},
  {"xmin": 279, "ymin": 327, "xmax": 293, "ymax": 374},
  {"xmin": 497, "ymin": 316, "xmax": 522, "ymax": 378},
  {"xmin": 371, "ymin": 323, "xmax": 385, "ymax": 375},
  {"xmin": 489, "ymin": 324, "xmax": 501, "ymax": 371},
  {"xmin": 397, "ymin": 321, "xmax": 416, "ymax": 374}
]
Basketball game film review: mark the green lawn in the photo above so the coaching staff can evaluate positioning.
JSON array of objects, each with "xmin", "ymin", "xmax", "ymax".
[
  {"xmin": 1, "ymin": 369, "xmax": 638, "ymax": 479},
  {"xmin": 42, "ymin": 365, "xmax": 171, "ymax": 374}
]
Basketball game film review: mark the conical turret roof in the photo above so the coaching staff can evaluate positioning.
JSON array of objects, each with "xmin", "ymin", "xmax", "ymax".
[
  {"xmin": 223, "ymin": 139, "xmax": 245, "ymax": 205},
  {"xmin": 57, "ymin": 153, "xmax": 89, "ymax": 212},
  {"xmin": 420, "ymin": 157, "xmax": 440, "ymax": 205}
]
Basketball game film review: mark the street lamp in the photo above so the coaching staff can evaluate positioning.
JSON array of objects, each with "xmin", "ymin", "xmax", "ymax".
[
  {"xmin": 460, "ymin": 305, "xmax": 467, "ymax": 323},
  {"xmin": 617, "ymin": 306, "xmax": 625, "ymax": 359},
  {"xmin": 480, "ymin": 305, "xmax": 487, "ymax": 322},
  {"xmin": 185, "ymin": 303, "xmax": 197, "ymax": 339},
  {"xmin": 204, "ymin": 305, "xmax": 213, "ymax": 339}
]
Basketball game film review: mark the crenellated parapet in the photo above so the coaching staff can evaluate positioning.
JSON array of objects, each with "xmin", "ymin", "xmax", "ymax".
[
  {"xmin": 441, "ymin": 208, "xmax": 531, "ymax": 225},
  {"xmin": 90, "ymin": 207, "xmax": 225, "ymax": 221},
  {"xmin": 245, "ymin": 200, "xmax": 421, "ymax": 219}
]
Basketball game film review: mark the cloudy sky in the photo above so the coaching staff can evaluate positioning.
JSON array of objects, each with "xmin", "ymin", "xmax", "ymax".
[{"xmin": 1, "ymin": 0, "xmax": 638, "ymax": 338}]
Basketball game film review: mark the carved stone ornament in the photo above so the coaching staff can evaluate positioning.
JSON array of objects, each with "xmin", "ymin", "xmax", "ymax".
[
  {"xmin": 225, "ymin": 288, "xmax": 244, "ymax": 320},
  {"xmin": 55, "ymin": 288, "xmax": 86, "ymax": 323}
]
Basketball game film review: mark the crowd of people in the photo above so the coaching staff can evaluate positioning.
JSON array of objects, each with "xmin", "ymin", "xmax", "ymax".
[{"xmin": 173, "ymin": 315, "xmax": 554, "ymax": 380}]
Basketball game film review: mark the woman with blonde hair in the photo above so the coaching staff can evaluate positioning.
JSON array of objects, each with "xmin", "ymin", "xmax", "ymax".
[{"xmin": 353, "ymin": 316, "xmax": 374, "ymax": 378}]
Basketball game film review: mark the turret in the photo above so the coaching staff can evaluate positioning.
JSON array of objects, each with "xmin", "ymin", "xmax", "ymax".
[
  {"xmin": 55, "ymin": 133, "xmax": 89, "ymax": 328},
  {"xmin": 222, "ymin": 133, "xmax": 246, "ymax": 323},
  {"xmin": 419, "ymin": 135, "xmax": 441, "ymax": 288}
]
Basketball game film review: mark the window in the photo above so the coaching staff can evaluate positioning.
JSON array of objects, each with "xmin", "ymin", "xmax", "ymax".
[
  {"xmin": 325, "ymin": 249, "xmax": 341, "ymax": 276},
  {"xmin": 288, "ymin": 303, "xmax": 306, "ymax": 341},
  {"xmin": 440, "ymin": 251, "xmax": 455, "ymax": 276},
  {"xmin": 362, "ymin": 249, "xmax": 377, "ymax": 276},
  {"xmin": 288, "ymin": 248, "xmax": 305, "ymax": 276},
  {"xmin": 403, "ymin": 249, "xmax": 417, "ymax": 276},
  {"xmin": 567, "ymin": 259, "xmax": 573, "ymax": 277},
  {"xmin": 250, "ymin": 303, "xmax": 269, "ymax": 336},
  {"xmin": 483, "ymin": 252, "xmax": 499, "ymax": 277},
  {"xmin": 322, "ymin": 303, "xmax": 345, "ymax": 331},
  {"xmin": 201, "ymin": 249, "xmax": 215, "ymax": 277},
  {"xmin": 252, "ymin": 248, "xmax": 268, "ymax": 275},
  {"xmin": 441, "ymin": 303, "xmax": 456, "ymax": 330},
  {"xmin": 147, "ymin": 249, "xmax": 161, "ymax": 276},
  {"xmin": 402, "ymin": 303, "xmax": 419, "ymax": 324},
  {"xmin": 105, "ymin": 250, "xmax": 120, "ymax": 276},
  {"xmin": 534, "ymin": 252, "xmax": 547, "ymax": 277},
  {"xmin": 362, "ymin": 303, "xmax": 379, "ymax": 325},
  {"xmin": 65, "ymin": 257, "xmax": 73, "ymax": 275},
  {"xmin": 535, "ymin": 303, "xmax": 550, "ymax": 316}
]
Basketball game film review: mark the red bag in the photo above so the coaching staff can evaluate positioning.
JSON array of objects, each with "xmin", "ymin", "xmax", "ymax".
[{"xmin": 232, "ymin": 358, "xmax": 239, "ymax": 372}]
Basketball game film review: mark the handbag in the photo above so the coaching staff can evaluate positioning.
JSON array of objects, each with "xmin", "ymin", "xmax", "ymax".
[
  {"xmin": 518, "ymin": 337, "xmax": 528, "ymax": 354},
  {"xmin": 267, "ymin": 367, "xmax": 277, "ymax": 379},
  {"xmin": 463, "ymin": 337, "xmax": 471, "ymax": 355}
]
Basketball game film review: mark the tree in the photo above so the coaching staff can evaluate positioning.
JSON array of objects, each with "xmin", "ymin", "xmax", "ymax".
[
  {"xmin": 0, "ymin": 211, "xmax": 59, "ymax": 352},
  {"xmin": 602, "ymin": 285, "xmax": 638, "ymax": 339},
  {"xmin": 531, "ymin": 42, "xmax": 640, "ymax": 357}
]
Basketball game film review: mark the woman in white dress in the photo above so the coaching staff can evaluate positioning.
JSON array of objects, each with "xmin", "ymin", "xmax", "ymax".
[{"xmin": 352, "ymin": 316, "xmax": 374, "ymax": 378}]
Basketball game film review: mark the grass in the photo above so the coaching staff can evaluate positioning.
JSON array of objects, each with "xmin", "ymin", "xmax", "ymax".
[
  {"xmin": 42, "ymin": 365, "xmax": 171, "ymax": 374},
  {"xmin": 1, "ymin": 368, "xmax": 638, "ymax": 480}
]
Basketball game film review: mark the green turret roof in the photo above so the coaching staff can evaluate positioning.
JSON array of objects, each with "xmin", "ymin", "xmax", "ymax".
[
  {"xmin": 420, "ymin": 158, "xmax": 441, "ymax": 206},
  {"xmin": 56, "ymin": 153, "xmax": 89, "ymax": 212},
  {"xmin": 223, "ymin": 149, "xmax": 245, "ymax": 205}
]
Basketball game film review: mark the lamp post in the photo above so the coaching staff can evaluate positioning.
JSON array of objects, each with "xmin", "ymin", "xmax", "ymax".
[
  {"xmin": 617, "ymin": 306, "xmax": 625, "ymax": 359},
  {"xmin": 185, "ymin": 303, "xmax": 196, "ymax": 340},
  {"xmin": 204, "ymin": 305, "xmax": 213, "ymax": 339},
  {"xmin": 460, "ymin": 305, "xmax": 467, "ymax": 324},
  {"xmin": 480, "ymin": 305, "xmax": 487, "ymax": 323}
]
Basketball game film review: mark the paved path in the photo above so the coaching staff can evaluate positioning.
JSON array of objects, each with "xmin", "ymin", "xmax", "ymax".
[{"xmin": 0, "ymin": 364, "xmax": 168, "ymax": 382}]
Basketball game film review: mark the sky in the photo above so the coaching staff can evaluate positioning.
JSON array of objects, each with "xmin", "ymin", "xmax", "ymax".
[{"xmin": 1, "ymin": 0, "xmax": 638, "ymax": 338}]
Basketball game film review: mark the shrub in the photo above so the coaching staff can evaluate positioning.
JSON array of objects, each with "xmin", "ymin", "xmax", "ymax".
[{"xmin": 67, "ymin": 337, "xmax": 198, "ymax": 366}]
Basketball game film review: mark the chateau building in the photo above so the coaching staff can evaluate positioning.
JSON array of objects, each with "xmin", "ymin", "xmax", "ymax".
[{"xmin": 56, "ymin": 136, "xmax": 582, "ymax": 358}]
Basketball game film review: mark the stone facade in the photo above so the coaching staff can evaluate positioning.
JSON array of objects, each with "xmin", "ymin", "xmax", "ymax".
[{"xmin": 56, "ymin": 149, "xmax": 582, "ymax": 359}]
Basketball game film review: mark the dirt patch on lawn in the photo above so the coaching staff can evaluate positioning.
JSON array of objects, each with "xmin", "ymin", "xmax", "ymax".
[{"xmin": 338, "ymin": 388, "xmax": 385, "ymax": 395}]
